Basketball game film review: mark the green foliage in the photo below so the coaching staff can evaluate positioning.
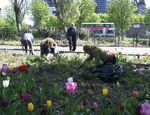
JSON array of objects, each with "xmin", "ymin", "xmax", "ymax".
[
  {"xmin": 145, "ymin": 8, "xmax": 150, "ymax": 26},
  {"xmin": 31, "ymin": 0, "xmax": 50, "ymax": 30},
  {"xmin": 108, "ymin": 0, "xmax": 138, "ymax": 40}
]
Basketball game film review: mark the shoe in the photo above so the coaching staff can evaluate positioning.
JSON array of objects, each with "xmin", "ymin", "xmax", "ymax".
[{"xmin": 72, "ymin": 49, "xmax": 75, "ymax": 51}]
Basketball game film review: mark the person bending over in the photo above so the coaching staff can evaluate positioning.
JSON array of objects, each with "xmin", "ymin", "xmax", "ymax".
[
  {"xmin": 40, "ymin": 38, "xmax": 58, "ymax": 57},
  {"xmin": 79, "ymin": 45, "xmax": 116, "ymax": 68},
  {"xmin": 20, "ymin": 33, "xmax": 34, "ymax": 56}
]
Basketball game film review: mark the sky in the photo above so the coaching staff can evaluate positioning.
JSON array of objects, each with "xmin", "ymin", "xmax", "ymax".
[{"xmin": 0, "ymin": 0, "xmax": 150, "ymax": 25}]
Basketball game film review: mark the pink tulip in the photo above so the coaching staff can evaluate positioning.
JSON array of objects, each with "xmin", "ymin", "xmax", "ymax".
[
  {"xmin": 65, "ymin": 82, "xmax": 77, "ymax": 93},
  {"xmin": 134, "ymin": 91, "xmax": 139, "ymax": 97},
  {"xmin": 140, "ymin": 102, "xmax": 150, "ymax": 115},
  {"xmin": 2, "ymin": 65, "xmax": 9, "ymax": 73},
  {"xmin": 93, "ymin": 102, "xmax": 98, "ymax": 109}
]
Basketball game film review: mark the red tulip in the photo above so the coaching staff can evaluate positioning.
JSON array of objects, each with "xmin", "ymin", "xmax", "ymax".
[
  {"xmin": 17, "ymin": 65, "xmax": 27, "ymax": 72},
  {"xmin": 13, "ymin": 53, "xmax": 16, "ymax": 56},
  {"xmin": 20, "ymin": 94, "xmax": 24, "ymax": 99},
  {"xmin": 83, "ymin": 100, "xmax": 86, "ymax": 106},
  {"xmin": 119, "ymin": 105, "xmax": 124, "ymax": 111}
]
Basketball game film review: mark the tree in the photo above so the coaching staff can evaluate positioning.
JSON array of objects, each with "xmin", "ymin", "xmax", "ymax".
[
  {"xmin": 108, "ymin": 0, "xmax": 137, "ymax": 40},
  {"xmin": 144, "ymin": 8, "xmax": 150, "ymax": 26},
  {"xmin": 76, "ymin": 0, "xmax": 96, "ymax": 31},
  {"xmin": 46, "ymin": 15, "xmax": 61, "ymax": 29},
  {"xmin": 8, "ymin": 0, "xmax": 29, "ymax": 35},
  {"xmin": 98, "ymin": 13, "xmax": 108, "ymax": 23},
  {"xmin": 49, "ymin": 0, "xmax": 79, "ymax": 35},
  {"xmin": 83, "ymin": 13, "xmax": 101, "ymax": 23},
  {"xmin": 31, "ymin": 0, "xmax": 50, "ymax": 30}
]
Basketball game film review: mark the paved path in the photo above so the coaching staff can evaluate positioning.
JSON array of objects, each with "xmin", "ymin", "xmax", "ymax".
[{"xmin": 0, "ymin": 45, "xmax": 150, "ymax": 56}]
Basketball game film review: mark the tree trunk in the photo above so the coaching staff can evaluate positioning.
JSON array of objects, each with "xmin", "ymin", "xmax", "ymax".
[{"xmin": 14, "ymin": 8, "xmax": 22, "ymax": 35}]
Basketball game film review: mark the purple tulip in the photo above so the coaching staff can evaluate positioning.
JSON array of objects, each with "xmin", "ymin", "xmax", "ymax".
[
  {"xmin": 24, "ymin": 94, "xmax": 30, "ymax": 102},
  {"xmin": 65, "ymin": 82, "xmax": 77, "ymax": 93},
  {"xmin": 2, "ymin": 99, "xmax": 9, "ymax": 107},
  {"xmin": 135, "ymin": 105, "xmax": 142, "ymax": 115},
  {"xmin": 119, "ymin": 52, "xmax": 122, "ymax": 55},
  {"xmin": 12, "ymin": 69, "xmax": 16, "ymax": 74},
  {"xmin": 2, "ymin": 65, "xmax": 9, "ymax": 73},
  {"xmin": 140, "ymin": 102, "xmax": 150, "ymax": 115},
  {"xmin": 38, "ymin": 77, "xmax": 42, "ymax": 82},
  {"xmin": 1, "ymin": 72, "xmax": 3, "ymax": 77},
  {"xmin": 26, "ymin": 64, "xmax": 30, "ymax": 68}
]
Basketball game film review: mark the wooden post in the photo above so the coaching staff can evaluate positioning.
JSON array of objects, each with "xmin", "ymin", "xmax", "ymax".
[{"xmin": 133, "ymin": 34, "xmax": 134, "ymax": 47}]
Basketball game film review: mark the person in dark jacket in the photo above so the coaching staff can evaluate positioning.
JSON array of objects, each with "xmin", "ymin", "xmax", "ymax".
[
  {"xmin": 40, "ymin": 38, "xmax": 58, "ymax": 57},
  {"xmin": 20, "ymin": 33, "xmax": 34, "ymax": 56},
  {"xmin": 67, "ymin": 22, "xmax": 79, "ymax": 51},
  {"xmin": 79, "ymin": 45, "xmax": 116, "ymax": 68}
]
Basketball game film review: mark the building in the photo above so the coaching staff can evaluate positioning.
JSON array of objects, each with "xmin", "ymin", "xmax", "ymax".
[
  {"xmin": 94, "ymin": 0, "xmax": 109, "ymax": 14},
  {"xmin": 133, "ymin": 0, "xmax": 146, "ymax": 15},
  {"xmin": 44, "ymin": 0, "xmax": 56, "ymax": 16}
]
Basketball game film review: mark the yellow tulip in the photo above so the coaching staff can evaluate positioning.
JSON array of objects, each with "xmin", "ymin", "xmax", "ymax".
[
  {"xmin": 7, "ymin": 77, "xmax": 10, "ymax": 81},
  {"xmin": 36, "ymin": 64, "xmax": 38, "ymax": 68},
  {"xmin": 102, "ymin": 88, "xmax": 108, "ymax": 96},
  {"xmin": 9, "ymin": 66, "xmax": 14, "ymax": 71},
  {"xmin": 28, "ymin": 103, "xmax": 34, "ymax": 112},
  {"xmin": 47, "ymin": 100, "xmax": 52, "ymax": 107}
]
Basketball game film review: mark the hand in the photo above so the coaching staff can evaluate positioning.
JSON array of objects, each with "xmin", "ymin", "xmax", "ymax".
[{"xmin": 69, "ymin": 36, "xmax": 72, "ymax": 39}]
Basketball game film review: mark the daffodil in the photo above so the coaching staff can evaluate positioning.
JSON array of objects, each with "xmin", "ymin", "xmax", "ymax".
[
  {"xmin": 47, "ymin": 100, "xmax": 52, "ymax": 107},
  {"xmin": 7, "ymin": 77, "xmax": 10, "ymax": 81},
  {"xmin": 102, "ymin": 88, "xmax": 108, "ymax": 96},
  {"xmin": 28, "ymin": 103, "xmax": 34, "ymax": 112}
]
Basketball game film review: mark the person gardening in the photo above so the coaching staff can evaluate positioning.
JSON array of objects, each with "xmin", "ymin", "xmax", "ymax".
[
  {"xmin": 20, "ymin": 33, "xmax": 34, "ymax": 56},
  {"xmin": 79, "ymin": 45, "xmax": 116, "ymax": 68},
  {"xmin": 40, "ymin": 37, "xmax": 58, "ymax": 57}
]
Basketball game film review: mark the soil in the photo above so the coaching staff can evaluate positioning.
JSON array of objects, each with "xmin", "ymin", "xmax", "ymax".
[{"xmin": 0, "ymin": 40, "xmax": 149, "ymax": 114}]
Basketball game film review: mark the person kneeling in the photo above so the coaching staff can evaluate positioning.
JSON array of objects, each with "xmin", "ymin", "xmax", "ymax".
[
  {"xmin": 79, "ymin": 45, "xmax": 116, "ymax": 68},
  {"xmin": 40, "ymin": 38, "xmax": 58, "ymax": 57}
]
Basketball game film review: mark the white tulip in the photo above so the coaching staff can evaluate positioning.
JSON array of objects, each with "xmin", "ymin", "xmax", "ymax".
[
  {"xmin": 3, "ymin": 80, "xmax": 9, "ymax": 88},
  {"xmin": 68, "ymin": 77, "xmax": 73, "ymax": 82},
  {"xmin": 2, "ymin": 72, "xmax": 6, "ymax": 76}
]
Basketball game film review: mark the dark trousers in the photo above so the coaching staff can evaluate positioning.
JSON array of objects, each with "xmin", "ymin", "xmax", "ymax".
[
  {"xmin": 43, "ymin": 47, "xmax": 55, "ymax": 56},
  {"xmin": 25, "ymin": 45, "xmax": 32, "ymax": 53},
  {"xmin": 69, "ymin": 36, "xmax": 76, "ymax": 51}
]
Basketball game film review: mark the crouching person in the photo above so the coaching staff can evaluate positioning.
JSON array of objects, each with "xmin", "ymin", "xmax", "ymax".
[
  {"xmin": 40, "ymin": 38, "xmax": 58, "ymax": 57},
  {"xmin": 79, "ymin": 45, "xmax": 116, "ymax": 68},
  {"xmin": 20, "ymin": 33, "xmax": 34, "ymax": 56}
]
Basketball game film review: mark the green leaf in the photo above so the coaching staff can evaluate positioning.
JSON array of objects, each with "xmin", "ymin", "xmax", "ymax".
[
  {"xmin": 35, "ymin": 108, "xmax": 43, "ymax": 115},
  {"xmin": 8, "ymin": 100, "xmax": 21, "ymax": 115},
  {"xmin": 107, "ymin": 98, "xmax": 119, "ymax": 113},
  {"xmin": 73, "ymin": 95, "xmax": 84, "ymax": 112}
]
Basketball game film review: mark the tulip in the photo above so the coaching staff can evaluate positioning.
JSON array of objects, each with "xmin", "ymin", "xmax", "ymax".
[
  {"xmin": 119, "ymin": 105, "xmax": 124, "ymax": 111},
  {"xmin": 47, "ymin": 100, "xmax": 52, "ymax": 107},
  {"xmin": 13, "ymin": 53, "xmax": 16, "ymax": 56},
  {"xmin": 26, "ymin": 64, "xmax": 30, "ymax": 68},
  {"xmin": 2, "ymin": 65, "xmax": 9, "ymax": 73},
  {"xmin": 77, "ymin": 52, "xmax": 80, "ymax": 55},
  {"xmin": 140, "ymin": 102, "xmax": 150, "ymax": 115},
  {"xmin": 12, "ymin": 69, "xmax": 16, "ymax": 74},
  {"xmin": 67, "ymin": 77, "xmax": 73, "ymax": 82},
  {"xmin": 7, "ymin": 77, "xmax": 10, "ymax": 81},
  {"xmin": 38, "ymin": 77, "xmax": 42, "ymax": 82},
  {"xmin": 65, "ymin": 82, "xmax": 77, "ymax": 93},
  {"xmin": 102, "ymin": 88, "xmax": 108, "ymax": 96},
  {"xmin": 24, "ymin": 94, "xmax": 30, "ymax": 102},
  {"xmin": 93, "ymin": 102, "xmax": 98, "ymax": 109},
  {"xmin": 83, "ymin": 100, "xmax": 86, "ymax": 106},
  {"xmin": 134, "ymin": 91, "xmax": 139, "ymax": 97},
  {"xmin": 28, "ymin": 103, "xmax": 34, "ymax": 112},
  {"xmin": 36, "ymin": 64, "xmax": 38, "ymax": 68},
  {"xmin": 135, "ymin": 105, "xmax": 142, "ymax": 115},
  {"xmin": 2, "ymin": 99, "xmax": 9, "ymax": 107},
  {"xmin": 9, "ymin": 66, "xmax": 14, "ymax": 71},
  {"xmin": 20, "ymin": 94, "xmax": 24, "ymax": 99},
  {"xmin": 3, "ymin": 80, "xmax": 9, "ymax": 87},
  {"xmin": 117, "ymin": 81, "xmax": 120, "ymax": 87}
]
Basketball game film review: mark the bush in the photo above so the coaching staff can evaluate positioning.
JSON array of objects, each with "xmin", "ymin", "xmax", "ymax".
[{"xmin": 79, "ymin": 30, "xmax": 90, "ymax": 40}]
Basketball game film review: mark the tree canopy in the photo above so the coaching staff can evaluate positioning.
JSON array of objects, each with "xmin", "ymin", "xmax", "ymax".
[{"xmin": 108, "ymin": 0, "xmax": 137, "ymax": 39}]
